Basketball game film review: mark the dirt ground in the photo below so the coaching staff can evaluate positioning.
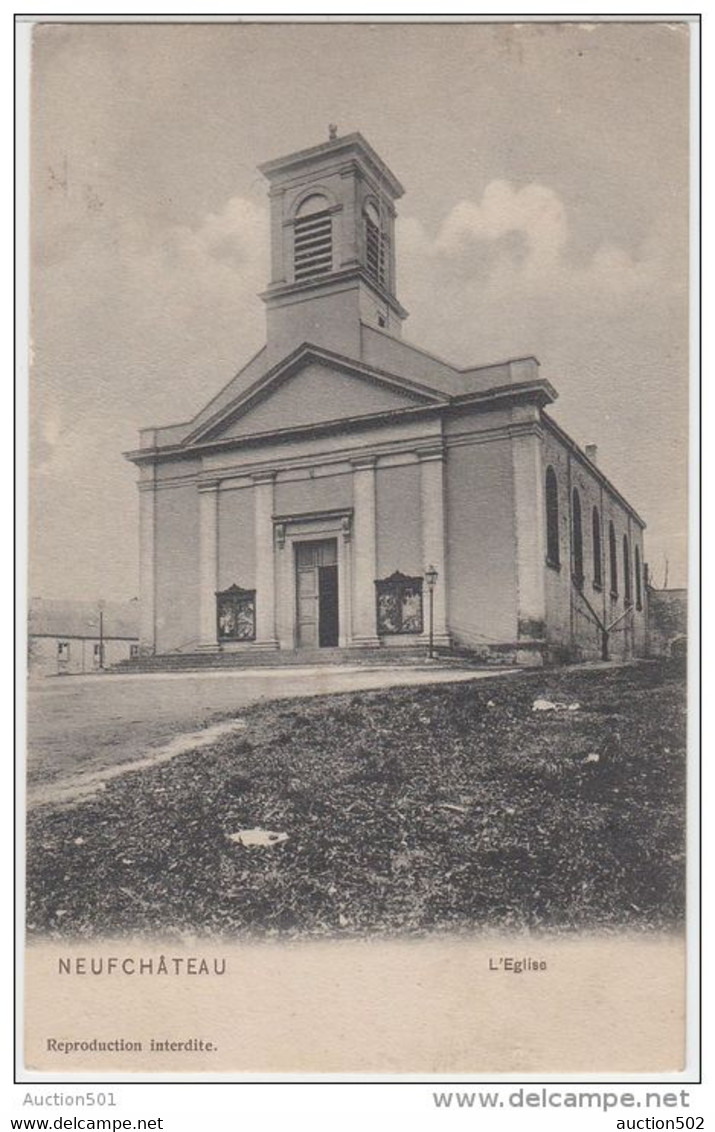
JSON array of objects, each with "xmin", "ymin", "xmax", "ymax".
[
  {"xmin": 26, "ymin": 659, "xmax": 687, "ymax": 940},
  {"xmin": 27, "ymin": 662, "xmax": 508, "ymax": 799}
]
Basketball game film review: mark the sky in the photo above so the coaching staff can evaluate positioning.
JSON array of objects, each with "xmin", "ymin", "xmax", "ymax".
[{"xmin": 27, "ymin": 19, "xmax": 691, "ymax": 600}]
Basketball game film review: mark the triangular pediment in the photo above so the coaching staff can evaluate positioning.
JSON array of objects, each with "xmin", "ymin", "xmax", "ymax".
[{"xmin": 184, "ymin": 345, "xmax": 447, "ymax": 446}]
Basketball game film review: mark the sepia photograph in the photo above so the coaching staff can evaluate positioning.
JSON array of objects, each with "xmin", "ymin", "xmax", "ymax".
[{"xmin": 20, "ymin": 16, "xmax": 695, "ymax": 1076}]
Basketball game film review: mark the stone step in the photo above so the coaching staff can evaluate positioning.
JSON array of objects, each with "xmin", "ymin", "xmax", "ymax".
[{"xmin": 107, "ymin": 646, "xmax": 463, "ymax": 674}]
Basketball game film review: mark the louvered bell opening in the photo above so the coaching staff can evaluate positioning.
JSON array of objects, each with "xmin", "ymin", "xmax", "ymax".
[
  {"xmin": 293, "ymin": 211, "xmax": 333, "ymax": 281},
  {"xmin": 365, "ymin": 216, "xmax": 389, "ymax": 287}
]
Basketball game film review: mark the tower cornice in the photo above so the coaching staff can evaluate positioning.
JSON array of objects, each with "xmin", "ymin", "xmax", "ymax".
[{"xmin": 258, "ymin": 131, "xmax": 404, "ymax": 199}]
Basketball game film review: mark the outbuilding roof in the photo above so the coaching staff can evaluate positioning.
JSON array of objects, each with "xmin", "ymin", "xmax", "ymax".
[{"xmin": 28, "ymin": 598, "xmax": 139, "ymax": 640}]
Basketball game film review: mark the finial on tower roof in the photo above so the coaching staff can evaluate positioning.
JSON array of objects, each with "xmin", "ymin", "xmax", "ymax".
[{"xmin": 328, "ymin": 123, "xmax": 338, "ymax": 140}]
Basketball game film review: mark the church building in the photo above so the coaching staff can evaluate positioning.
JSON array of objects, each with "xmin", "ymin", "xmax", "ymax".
[{"xmin": 126, "ymin": 131, "xmax": 646, "ymax": 665}]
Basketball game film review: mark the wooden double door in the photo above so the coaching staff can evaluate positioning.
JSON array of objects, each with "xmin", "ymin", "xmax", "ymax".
[{"xmin": 295, "ymin": 538, "xmax": 339, "ymax": 648}]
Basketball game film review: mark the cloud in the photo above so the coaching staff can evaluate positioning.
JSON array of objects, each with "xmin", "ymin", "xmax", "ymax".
[
  {"xmin": 399, "ymin": 179, "xmax": 670, "ymax": 304},
  {"xmin": 395, "ymin": 179, "xmax": 688, "ymax": 589},
  {"xmin": 437, "ymin": 180, "xmax": 567, "ymax": 270},
  {"xmin": 33, "ymin": 192, "xmax": 270, "ymax": 429},
  {"xmin": 195, "ymin": 196, "xmax": 269, "ymax": 269}
]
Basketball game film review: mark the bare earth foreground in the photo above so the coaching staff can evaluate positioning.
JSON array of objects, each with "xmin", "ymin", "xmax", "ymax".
[
  {"xmin": 26, "ymin": 660, "xmax": 686, "ymax": 940},
  {"xmin": 27, "ymin": 663, "xmax": 498, "ymax": 800}
]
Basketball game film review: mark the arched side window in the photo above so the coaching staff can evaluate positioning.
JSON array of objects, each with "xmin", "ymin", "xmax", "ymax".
[
  {"xmin": 364, "ymin": 200, "xmax": 389, "ymax": 287},
  {"xmin": 293, "ymin": 194, "xmax": 333, "ymax": 282},
  {"xmin": 592, "ymin": 506, "xmax": 602, "ymax": 588},
  {"xmin": 635, "ymin": 545, "xmax": 643, "ymax": 611},
  {"xmin": 623, "ymin": 535, "xmax": 632, "ymax": 606},
  {"xmin": 609, "ymin": 522, "xmax": 618, "ymax": 597},
  {"xmin": 571, "ymin": 488, "xmax": 584, "ymax": 588},
  {"xmin": 545, "ymin": 466, "xmax": 560, "ymax": 568}
]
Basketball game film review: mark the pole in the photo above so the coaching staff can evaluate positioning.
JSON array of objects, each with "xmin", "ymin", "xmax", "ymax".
[
  {"xmin": 429, "ymin": 586, "xmax": 434, "ymax": 660},
  {"xmin": 99, "ymin": 610, "xmax": 104, "ymax": 670}
]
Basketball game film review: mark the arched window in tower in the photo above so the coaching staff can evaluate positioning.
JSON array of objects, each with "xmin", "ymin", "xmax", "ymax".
[
  {"xmin": 592, "ymin": 506, "xmax": 602, "ymax": 588},
  {"xmin": 293, "ymin": 194, "xmax": 333, "ymax": 282},
  {"xmin": 571, "ymin": 488, "xmax": 584, "ymax": 588},
  {"xmin": 609, "ymin": 522, "xmax": 618, "ymax": 597},
  {"xmin": 635, "ymin": 545, "xmax": 643, "ymax": 611},
  {"xmin": 623, "ymin": 535, "xmax": 632, "ymax": 606},
  {"xmin": 545, "ymin": 466, "xmax": 560, "ymax": 568},
  {"xmin": 364, "ymin": 201, "xmax": 389, "ymax": 287}
]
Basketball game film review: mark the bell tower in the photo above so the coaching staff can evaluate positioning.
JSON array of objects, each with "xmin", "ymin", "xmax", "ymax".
[{"xmin": 259, "ymin": 130, "xmax": 408, "ymax": 359}]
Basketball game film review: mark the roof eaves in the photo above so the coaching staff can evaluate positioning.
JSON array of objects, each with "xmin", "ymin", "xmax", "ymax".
[{"xmin": 542, "ymin": 412, "xmax": 647, "ymax": 529}]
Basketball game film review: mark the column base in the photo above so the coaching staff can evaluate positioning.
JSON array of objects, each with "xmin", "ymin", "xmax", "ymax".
[
  {"xmin": 350, "ymin": 635, "xmax": 381, "ymax": 649},
  {"xmin": 252, "ymin": 638, "xmax": 280, "ymax": 651},
  {"xmin": 196, "ymin": 642, "xmax": 219, "ymax": 653},
  {"xmin": 425, "ymin": 632, "xmax": 452, "ymax": 650}
]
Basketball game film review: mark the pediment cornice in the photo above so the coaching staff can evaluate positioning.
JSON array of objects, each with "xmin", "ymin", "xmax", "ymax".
[{"xmin": 181, "ymin": 342, "xmax": 450, "ymax": 448}]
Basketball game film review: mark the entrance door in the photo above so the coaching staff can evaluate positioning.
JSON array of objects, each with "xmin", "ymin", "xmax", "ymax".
[
  {"xmin": 296, "ymin": 539, "xmax": 339, "ymax": 648},
  {"xmin": 318, "ymin": 563, "xmax": 339, "ymax": 647}
]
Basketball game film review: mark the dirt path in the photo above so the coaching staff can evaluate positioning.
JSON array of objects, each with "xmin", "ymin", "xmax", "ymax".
[{"xmin": 27, "ymin": 664, "xmax": 515, "ymax": 807}]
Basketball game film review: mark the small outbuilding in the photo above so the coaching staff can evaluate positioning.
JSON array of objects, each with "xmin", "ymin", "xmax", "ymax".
[{"xmin": 28, "ymin": 598, "xmax": 140, "ymax": 677}]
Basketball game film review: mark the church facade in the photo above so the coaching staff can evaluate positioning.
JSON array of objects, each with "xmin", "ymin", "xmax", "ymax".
[{"xmin": 126, "ymin": 132, "xmax": 646, "ymax": 665}]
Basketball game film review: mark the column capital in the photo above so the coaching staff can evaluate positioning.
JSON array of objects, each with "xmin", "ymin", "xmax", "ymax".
[
  {"xmin": 416, "ymin": 445, "xmax": 445, "ymax": 464},
  {"xmin": 251, "ymin": 469, "xmax": 278, "ymax": 485},
  {"xmin": 350, "ymin": 454, "xmax": 378, "ymax": 470},
  {"xmin": 197, "ymin": 477, "xmax": 221, "ymax": 494}
]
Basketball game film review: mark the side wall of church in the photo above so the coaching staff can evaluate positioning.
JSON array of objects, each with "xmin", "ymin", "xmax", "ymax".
[
  {"xmin": 444, "ymin": 428, "xmax": 519, "ymax": 652},
  {"xmin": 542, "ymin": 427, "xmax": 647, "ymax": 661},
  {"xmin": 154, "ymin": 480, "xmax": 201, "ymax": 653}
]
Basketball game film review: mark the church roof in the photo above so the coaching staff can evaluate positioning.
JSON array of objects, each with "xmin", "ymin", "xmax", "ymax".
[
  {"xmin": 358, "ymin": 323, "xmax": 539, "ymax": 397},
  {"xmin": 135, "ymin": 329, "xmax": 545, "ymax": 453}
]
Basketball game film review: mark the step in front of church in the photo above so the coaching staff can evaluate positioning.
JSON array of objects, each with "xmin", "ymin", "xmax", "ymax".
[{"xmin": 107, "ymin": 645, "xmax": 498, "ymax": 675}]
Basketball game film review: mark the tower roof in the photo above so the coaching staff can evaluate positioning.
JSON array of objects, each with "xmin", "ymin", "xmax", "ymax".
[{"xmin": 258, "ymin": 131, "xmax": 405, "ymax": 199}]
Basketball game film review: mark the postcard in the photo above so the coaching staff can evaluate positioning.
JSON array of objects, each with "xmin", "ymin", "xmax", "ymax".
[{"xmin": 21, "ymin": 16, "xmax": 695, "ymax": 1077}]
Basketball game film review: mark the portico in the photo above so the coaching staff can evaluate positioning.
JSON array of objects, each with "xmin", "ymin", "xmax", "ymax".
[{"xmin": 191, "ymin": 429, "xmax": 451, "ymax": 655}]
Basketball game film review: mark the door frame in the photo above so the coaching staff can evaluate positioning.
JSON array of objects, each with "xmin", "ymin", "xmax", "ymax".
[{"xmin": 273, "ymin": 509, "xmax": 353, "ymax": 650}]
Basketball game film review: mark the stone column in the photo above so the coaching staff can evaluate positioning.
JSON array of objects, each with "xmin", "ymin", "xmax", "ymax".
[
  {"xmin": 252, "ymin": 471, "xmax": 278, "ymax": 649},
  {"xmin": 138, "ymin": 468, "xmax": 157, "ymax": 655},
  {"xmin": 351, "ymin": 456, "xmax": 380, "ymax": 647},
  {"xmin": 197, "ymin": 479, "xmax": 220, "ymax": 650},
  {"xmin": 511, "ymin": 425, "xmax": 547, "ymax": 664},
  {"xmin": 418, "ymin": 448, "xmax": 449, "ymax": 646}
]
